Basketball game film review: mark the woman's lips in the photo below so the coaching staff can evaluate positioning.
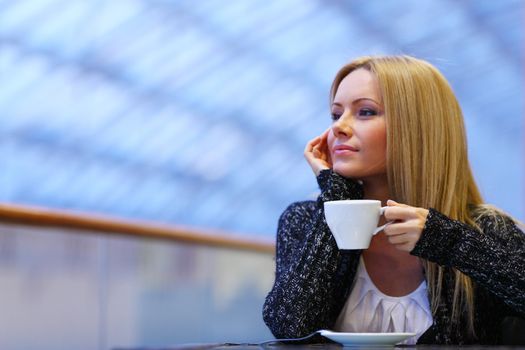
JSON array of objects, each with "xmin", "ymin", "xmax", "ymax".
[{"xmin": 333, "ymin": 144, "xmax": 358, "ymax": 155}]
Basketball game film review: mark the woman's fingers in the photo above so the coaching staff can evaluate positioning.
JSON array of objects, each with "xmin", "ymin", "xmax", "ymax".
[
  {"xmin": 305, "ymin": 129, "xmax": 330, "ymax": 154},
  {"xmin": 384, "ymin": 206, "xmax": 414, "ymax": 221},
  {"xmin": 385, "ymin": 230, "xmax": 420, "ymax": 251},
  {"xmin": 320, "ymin": 127, "xmax": 331, "ymax": 139},
  {"xmin": 382, "ymin": 201, "xmax": 430, "ymax": 252},
  {"xmin": 318, "ymin": 128, "xmax": 332, "ymax": 165},
  {"xmin": 384, "ymin": 205, "xmax": 427, "ymax": 223},
  {"xmin": 383, "ymin": 221, "xmax": 418, "ymax": 236},
  {"xmin": 386, "ymin": 233, "xmax": 411, "ymax": 245},
  {"xmin": 304, "ymin": 138, "xmax": 321, "ymax": 159},
  {"xmin": 304, "ymin": 130, "xmax": 332, "ymax": 176},
  {"xmin": 305, "ymin": 136, "xmax": 321, "ymax": 151}
]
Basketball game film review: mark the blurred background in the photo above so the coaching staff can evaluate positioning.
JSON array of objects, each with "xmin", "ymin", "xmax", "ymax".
[
  {"xmin": 1, "ymin": 0, "xmax": 523, "ymax": 236},
  {"xmin": 0, "ymin": 0, "xmax": 523, "ymax": 349}
]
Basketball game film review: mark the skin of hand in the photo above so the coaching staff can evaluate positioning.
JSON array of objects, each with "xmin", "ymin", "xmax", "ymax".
[
  {"xmin": 305, "ymin": 129, "xmax": 430, "ymax": 252},
  {"xmin": 304, "ymin": 128, "xmax": 332, "ymax": 176},
  {"xmin": 383, "ymin": 199, "xmax": 430, "ymax": 252}
]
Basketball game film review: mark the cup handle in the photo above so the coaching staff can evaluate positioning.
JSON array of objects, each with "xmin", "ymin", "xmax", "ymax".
[{"xmin": 373, "ymin": 206, "xmax": 390, "ymax": 235}]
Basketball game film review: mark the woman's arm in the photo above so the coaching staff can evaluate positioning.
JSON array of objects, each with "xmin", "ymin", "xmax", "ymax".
[
  {"xmin": 411, "ymin": 209, "xmax": 525, "ymax": 316},
  {"xmin": 262, "ymin": 169, "xmax": 362, "ymax": 338}
]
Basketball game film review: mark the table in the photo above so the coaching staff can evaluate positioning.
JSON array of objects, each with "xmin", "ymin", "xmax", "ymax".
[{"xmin": 117, "ymin": 343, "xmax": 525, "ymax": 350}]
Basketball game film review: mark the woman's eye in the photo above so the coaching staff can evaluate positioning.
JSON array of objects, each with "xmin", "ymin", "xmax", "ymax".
[
  {"xmin": 358, "ymin": 108, "xmax": 377, "ymax": 117},
  {"xmin": 331, "ymin": 113, "xmax": 342, "ymax": 121}
]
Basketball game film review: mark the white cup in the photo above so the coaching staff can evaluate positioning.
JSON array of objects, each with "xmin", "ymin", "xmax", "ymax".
[{"xmin": 324, "ymin": 200, "xmax": 388, "ymax": 250}]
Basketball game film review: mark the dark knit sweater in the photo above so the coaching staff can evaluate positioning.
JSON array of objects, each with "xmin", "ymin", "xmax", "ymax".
[{"xmin": 262, "ymin": 169, "xmax": 525, "ymax": 345}]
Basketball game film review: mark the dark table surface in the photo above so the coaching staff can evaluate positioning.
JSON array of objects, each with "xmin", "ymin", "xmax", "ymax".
[{"xmin": 117, "ymin": 343, "xmax": 525, "ymax": 350}]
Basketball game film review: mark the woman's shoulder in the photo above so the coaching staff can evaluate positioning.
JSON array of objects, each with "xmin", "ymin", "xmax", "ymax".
[
  {"xmin": 279, "ymin": 201, "xmax": 317, "ymax": 229},
  {"xmin": 280, "ymin": 200, "xmax": 318, "ymax": 222},
  {"xmin": 276, "ymin": 200, "xmax": 318, "ymax": 241},
  {"xmin": 471, "ymin": 204, "xmax": 520, "ymax": 226},
  {"xmin": 470, "ymin": 204, "xmax": 524, "ymax": 240}
]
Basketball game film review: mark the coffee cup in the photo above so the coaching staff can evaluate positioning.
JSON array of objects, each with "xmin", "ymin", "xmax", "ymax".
[{"xmin": 323, "ymin": 199, "xmax": 388, "ymax": 250}]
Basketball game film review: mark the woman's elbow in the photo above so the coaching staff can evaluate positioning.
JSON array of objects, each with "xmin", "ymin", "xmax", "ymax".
[
  {"xmin": 263, "ymin": 295, "xmax": 294, "ymax": 338},
  {"xmin": 262, "ymin": 294, "xmax": 316, "ymax": 339}
]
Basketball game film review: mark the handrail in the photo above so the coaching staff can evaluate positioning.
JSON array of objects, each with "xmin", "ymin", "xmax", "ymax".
[{"xmin": 0, "ymin": 202, "xmax": 275, "ymax": 254}]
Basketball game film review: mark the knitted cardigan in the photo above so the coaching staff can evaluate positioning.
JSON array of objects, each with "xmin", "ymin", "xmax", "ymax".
[{"xmin": 262, "ymin": 169, "xmax": 525, "ymax": 344}]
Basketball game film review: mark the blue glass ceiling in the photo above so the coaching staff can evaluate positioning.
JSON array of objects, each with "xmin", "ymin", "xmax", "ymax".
[{"xmin": 1, "ymin": 0, "xmax": 523, "ymax": 236}]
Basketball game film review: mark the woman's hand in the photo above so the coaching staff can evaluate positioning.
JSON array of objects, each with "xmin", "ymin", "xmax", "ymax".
[
  {"xmin": 383, "ymin": 200, "xmax": 429, "ymax": 252},
  {"xmin": 304, "ymin": 128, "xmax": 332, "ymax": 176}
]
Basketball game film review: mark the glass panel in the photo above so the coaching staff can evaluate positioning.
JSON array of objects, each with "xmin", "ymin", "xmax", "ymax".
[{"xmin": 0, "ymin": 223, "xmax": 275, "ymax": 348}]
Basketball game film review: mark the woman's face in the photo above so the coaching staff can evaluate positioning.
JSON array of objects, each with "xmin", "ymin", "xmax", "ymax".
[{"xmin": 327, "ymin": 68, "xmax": 387, "ymax": 181}]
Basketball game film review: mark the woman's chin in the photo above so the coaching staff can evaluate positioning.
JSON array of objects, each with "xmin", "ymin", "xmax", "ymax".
[
  {"xmin": 332, "ymin": 162, "xmax": 386, "ymax": 181},
  {"xmin": 332, "ymin": 164, "xmax": 360, "ymax": 179}
]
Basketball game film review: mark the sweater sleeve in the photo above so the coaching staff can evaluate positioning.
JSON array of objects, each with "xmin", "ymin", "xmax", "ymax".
[
  {"xmin": 411, "ymin": 208, "xmax": 525, "ymax": 317},
  {"xmin": 262, "ymin": 170, "xmax": 363, "ymax": 338}
]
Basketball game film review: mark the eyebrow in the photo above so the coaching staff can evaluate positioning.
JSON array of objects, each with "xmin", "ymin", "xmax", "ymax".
[{"xmin": 332, "ymin": 97, "xmax": 381, "ymax": 107}]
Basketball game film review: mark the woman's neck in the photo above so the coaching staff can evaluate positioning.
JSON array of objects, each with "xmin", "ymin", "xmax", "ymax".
[
  {"xmin": 361, "ymin": 175, "xmax": 410, "ymax": 258},
  {"xmin": 359, "ymin": 175, "xmax": 425, "ymax": 294},
  {"xmin": 361, "ymin": 175, "xmax": 390, "ymax": 204}
]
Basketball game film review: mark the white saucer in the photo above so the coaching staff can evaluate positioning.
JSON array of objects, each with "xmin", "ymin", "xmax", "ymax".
[{"xmin": 319, "ymin": 330, "xmax": 417, "ymax": 347}]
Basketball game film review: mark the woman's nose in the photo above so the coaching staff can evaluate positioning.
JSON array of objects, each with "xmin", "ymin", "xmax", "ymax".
[{"xmin": 332, "ymin": 115, "xmax": 353, "ymax": 138}]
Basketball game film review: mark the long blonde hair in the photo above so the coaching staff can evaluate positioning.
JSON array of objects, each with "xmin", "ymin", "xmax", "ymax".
[{"xmin": 330, "ymin": 55, "xmax": 483, "ymax": 338}]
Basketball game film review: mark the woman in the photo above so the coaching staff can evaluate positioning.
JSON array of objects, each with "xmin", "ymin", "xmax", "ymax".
[{"xmin": 262, "ymin": 55, "xmax": 525, "ymax": 345}]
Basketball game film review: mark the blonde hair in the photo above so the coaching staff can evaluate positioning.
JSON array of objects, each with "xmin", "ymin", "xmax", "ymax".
[{"xmin": 330, "ymin": 55, "xmax": 484, "ymax": 338}]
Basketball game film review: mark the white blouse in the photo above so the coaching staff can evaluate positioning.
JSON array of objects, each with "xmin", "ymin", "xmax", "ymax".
[{"xmin": 334, "ymin": 257, "xmax": 433, "ymax": 345}]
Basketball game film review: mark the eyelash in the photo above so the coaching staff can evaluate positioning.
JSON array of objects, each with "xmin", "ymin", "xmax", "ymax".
[
  {"xmin": 331, "ymin": 113, "xmax": 341, "ymax": 121},
  {"xmin": 359, "ymin": 108, "xmax": 377, "ymax": 117},
  {"xmin": 331, "ymin": 108, "xmax": 378, "ymax": 121}
]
